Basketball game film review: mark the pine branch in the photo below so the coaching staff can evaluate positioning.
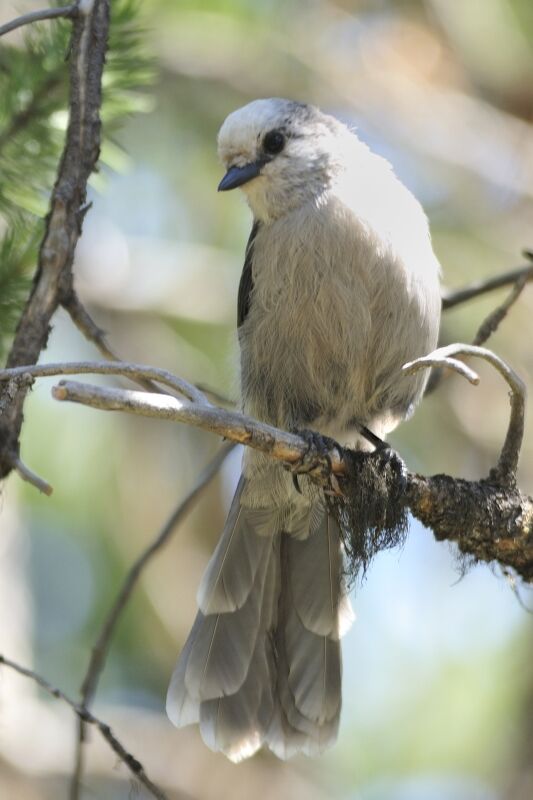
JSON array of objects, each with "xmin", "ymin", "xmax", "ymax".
[
  {"xmin": 0, "ymin": 0, "xmax": 110, "ymax": 477},
  {"xmin": 0, "ymin": 0, "xmax": 153, "ymax": 361}
]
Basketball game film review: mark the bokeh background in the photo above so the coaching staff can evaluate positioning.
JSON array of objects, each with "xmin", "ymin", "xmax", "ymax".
[{"xmin": 1, "ymin": 0, "xmax": 533, "ymax": 798}]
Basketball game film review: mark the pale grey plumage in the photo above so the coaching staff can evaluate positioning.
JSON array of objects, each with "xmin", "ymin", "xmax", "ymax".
[
  {"xmin": 197, "ymin": 477, "xmax": 273, "ymax": 614},
  {"xmin": 287, "ymin": 505, "xmax": 344, "ymax": 638},
  {"xmin": 184, "ymin": 544, "xmax": 270, "ymax": 701},
  {"xmin": 167, "ymin": 97, "xmax": 441, "ymax": 761}
]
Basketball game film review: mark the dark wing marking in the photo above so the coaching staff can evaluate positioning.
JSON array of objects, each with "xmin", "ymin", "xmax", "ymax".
[{"xmin": 238, "ymin": 220, "xmax": 260, "ymax": 328}]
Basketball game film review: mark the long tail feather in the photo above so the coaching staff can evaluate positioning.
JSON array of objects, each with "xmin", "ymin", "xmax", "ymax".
[
  {"xmin": 264, "ymin": 503, "xmax": 347, "ymax": 756},
  {"xmin": 197, "ymin": 477, "xmax": 274, "ymax": 614},
  {"xmin": 198, "ymin": 539, "xmax": 279, "ymax": 760},
  {"xmin": 167, "ymin": 478, "xmax": 353, "ymax": 761}
]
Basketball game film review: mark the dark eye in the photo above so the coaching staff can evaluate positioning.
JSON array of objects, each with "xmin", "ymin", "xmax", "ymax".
[{"xmin": 263, "ymin": 130, "xmax": 285, "ymax": 155}]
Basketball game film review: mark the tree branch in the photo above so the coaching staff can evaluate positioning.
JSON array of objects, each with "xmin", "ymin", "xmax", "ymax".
[
  {"xmin": 0, "ymin": 4, "xmax": 78, "ymax": 38},
  {"xmin": 472, "ymin": 269, "xmax": 531, "ymax": 347},
  {"xmin": 441, "ymin": 256, "xmax": 533, "ymax": 311},
  {"xmin": 1, "ymin": 359, "xmax": 209, "ymax": 404},
  {"xmin": 9, "ymin": 453, "xmax": 53, "ymax": 495},
  {"xmin": 62, "ymin": 289, "xmax": 176, "ymax": 396},
  {"xmin": 47, "ymin": 377, "xmax": 533, "ymax": 580},
  {"xmin": 1, "ymin": 352, "xmax": 530, "ymax": 578},
  {"xmin": 405, "ymin": 473, "xmax": 533, "ymax": 580},
  {"xmin": 0, "ymin": 0, "xmax": 110, "ymax": 479},
  {"xmin": 53, "ymin": 377, "xmax": 330, "ymax": 467},
  {"xmin": 404, "ymin": 343, "xmax": 526, "ymax": 482},
  {"xmin": 62, "ymin": 289, "xmax": 120, "ymax": 362},
  {"xmin": 425, "ymin": 255, "xmax": 532, "ymax": 396},
  {"xmin": 0, "ymin": 654, "xmax": 167, "ymax": 800},
  {"xmin": 70, "ymin": 442, "xmax": 235, "ymax": 799}
]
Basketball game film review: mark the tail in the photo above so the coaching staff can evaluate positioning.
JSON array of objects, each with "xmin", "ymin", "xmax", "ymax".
[{"xmin": 166, "ymin": 476, "xmax": 353, "ymax": 761}]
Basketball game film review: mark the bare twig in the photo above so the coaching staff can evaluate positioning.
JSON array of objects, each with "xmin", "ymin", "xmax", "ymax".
[
  {"xmin": 10, "ymin": 453, "xmax": 53, "ymax": 495},
  {"xmin": 51, "ymin": 378, "xmax": 341, "ymax": 470},
  {"xmin": 0, "ymin": 360, "xmax": 207, "ymax": 404},
  {"xmin": 425, "ymin": 257, "xmax": 533, "ymax": 396},
  {"xmin": 0, "ymin": 654, "xmax": 167, "ymax": 800},
  {"xmin": 404, "ymin": 343, "xmax": 526, "ymax": 482},
  {"xmin": 441, "ymin": 260, "xmax": 533, "ymax": 310},
  {"xmin": 0, "ymin": 359, "xmax": 336, "ymax": 466},
  {"xmin": 62, "ymin": 290, "xmax": 120, "ymax": 362},
  {"xmin": 0, "ymin": 3, "xmax": 77, "ymax": 38},
  {"xmin": 71, "ymin": 442, "xmax": 234, "ymax": 799},
  {"xmin": 62, "ymin": 290, "xmax": 173, "ymax": 395},
  {"xmin": 472, "ymin": 271, "xmax": 531, "ymax": 346}
]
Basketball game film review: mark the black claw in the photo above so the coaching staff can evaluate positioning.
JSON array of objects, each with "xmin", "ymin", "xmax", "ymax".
[{"xmin": 354, "ymin": 422, "xmax": 388, "ymax": 451}]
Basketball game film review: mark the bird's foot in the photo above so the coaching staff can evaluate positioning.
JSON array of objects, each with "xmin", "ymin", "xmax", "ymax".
[{"xmin": 287, "ymin": 429, "xmax": 343, "ymax": 496}]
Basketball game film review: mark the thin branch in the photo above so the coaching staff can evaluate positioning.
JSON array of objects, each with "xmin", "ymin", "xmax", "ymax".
[
  {"xmin": 0, "ymin": 359, "xmax": 334, "ymax": 466},
  {"xmin": 472, "ymin": 270, "xmax": 531, "ymax": 346},
  {"xmin": 70, "ymin": 442, "xmax": 234, "ymax": 799},
  {"xmin": 51, "ymin": 378, "xmax": 339, "ymax": 471},
  {"xmin": 62, "ymin": 290, "xmax": 172, "ymax": 396},
  {"xmin": 0, "ymin": 360, "xmax": 208, "ymax": 405},
  {"xmin": 425, "ymin": 258, "xmax": 533, "ymax": 396},
  {"xmin": 0, "ymin": 654, "xmax": 167, "ymax": 800},
  {"xmin": 62, "ymin": 290, "xmax": 121, "ymax": 362},
  {"xmin": 404, "ymin": 343, "xmax": 526, "ymax": 482},
  {"xmin": 441, "ymin": 261, "xmax": 533, "ymax": 310},
  {"xmin": 0, "ymin": 4, "xmax": 77, "ymax": 38},
  {"xmin": 10, "ymin": 453, "xmax": 53, "ymax": 495}
]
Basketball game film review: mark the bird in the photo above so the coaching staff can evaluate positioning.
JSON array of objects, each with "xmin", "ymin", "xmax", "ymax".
[{"xmin": 166, "ymin": 98, "xmax": 441, "ymax": 762}]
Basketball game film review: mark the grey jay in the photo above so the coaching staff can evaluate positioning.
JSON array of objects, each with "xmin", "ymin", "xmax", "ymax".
[{"xmin": 166, "ymin": 98, "xmax": 441, "ymax": 761}]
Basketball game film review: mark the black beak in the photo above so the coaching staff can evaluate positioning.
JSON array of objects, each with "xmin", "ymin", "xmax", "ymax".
[{"xmin": 218, "ymin": 160, "xmax": 264, "ymax": 192}]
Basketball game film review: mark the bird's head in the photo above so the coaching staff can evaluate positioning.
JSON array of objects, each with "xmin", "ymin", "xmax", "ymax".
[{"xmin": 217, "ymin": 98, "xmax": 350, "ymax": 222}]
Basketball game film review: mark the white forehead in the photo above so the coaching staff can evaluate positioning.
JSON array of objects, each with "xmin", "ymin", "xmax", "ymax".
[{"xmin": 217, "ymin": 98, "xmax": 312, "ymax": 155}]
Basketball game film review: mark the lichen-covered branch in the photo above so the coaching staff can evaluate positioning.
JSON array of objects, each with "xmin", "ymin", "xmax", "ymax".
[
  {"xmin": 407, "ymin": 473, "xmax": 533, "ymax": 580},
  {"xmin": 49, "ymin": 378, "xmax": 533, "ymax": 580}
]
